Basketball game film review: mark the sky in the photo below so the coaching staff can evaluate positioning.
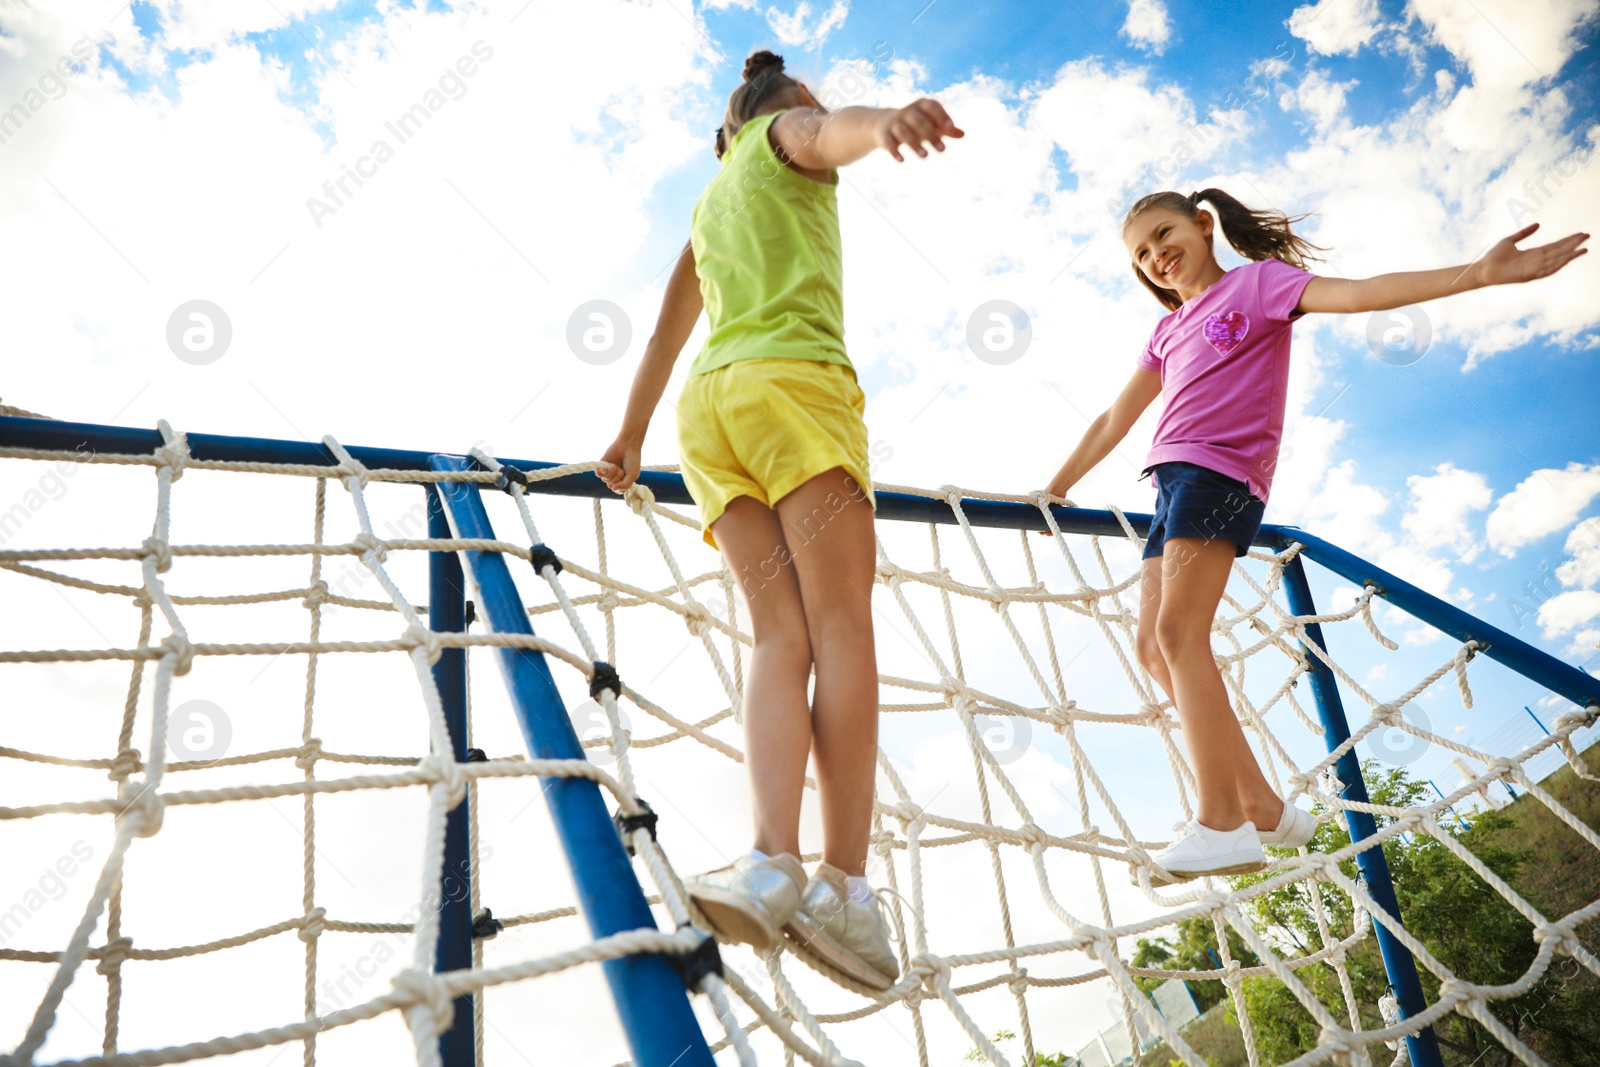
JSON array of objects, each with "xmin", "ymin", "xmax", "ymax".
[{"xmin": 1, "ymin": 0, "xmax": 1598, "ymax": 1064}]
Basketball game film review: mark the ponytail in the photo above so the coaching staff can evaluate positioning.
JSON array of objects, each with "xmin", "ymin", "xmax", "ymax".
[{"xmin": 1123, "ymin": 188, "xmax": 1324, "ymax": 310}]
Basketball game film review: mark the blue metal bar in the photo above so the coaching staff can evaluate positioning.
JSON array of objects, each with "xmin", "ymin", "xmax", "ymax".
[
  {"xmin": 427, "ymin": 454, "xmax": 714, "ymax": 1067},
  {"xmin": 1524, "ymin": 706, "xmax": 1550, "ymax": 735},
  {"xmin": 427, "ymin": 487, "xmax": 475, "ymax": 1067},
  {"xmin": 1275, "ymin": 529, "xmax": 1600, "ymax": 712},
  {"xmin": 1281, "ymin": 555, "xmax": 1444, "ymax": 1067},
  {"xmin": 12, "ymin": 414, "xmax": 1594, "ymax": 706},
  {"xmin": 0, "ymin": 414, "xmax": 1187, "ymax": 542}
]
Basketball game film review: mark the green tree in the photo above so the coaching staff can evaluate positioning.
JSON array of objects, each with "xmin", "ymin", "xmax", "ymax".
[
  {"xmin": 1132, "ymin": 915, "xmax": 1260, "ymax": 1013},
  {"xmin": 1226, "ymin": 761, "xmax": 1598, "ymax": 1065}
]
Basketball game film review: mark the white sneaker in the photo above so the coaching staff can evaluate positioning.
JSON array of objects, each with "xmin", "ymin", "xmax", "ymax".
[
  {"xmin": 1132, "ymin": 819, "xmax": 1268, "ymax": 887},
  {"xmin": 686, "ymin": 852, "xmax": 806, "ymax": 953},
  {"xmin": 783, "ymin": 863, "xmax": 901, "ymax": 991},
  {"xmin": 1257, "ymin": 802, "xmax": 1316, "ymax": 848}
]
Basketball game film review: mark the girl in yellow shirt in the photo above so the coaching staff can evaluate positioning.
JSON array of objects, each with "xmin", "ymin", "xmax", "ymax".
[{"xmin": 598, "ymin": 50, "xmax": 961, "ymax": 990}]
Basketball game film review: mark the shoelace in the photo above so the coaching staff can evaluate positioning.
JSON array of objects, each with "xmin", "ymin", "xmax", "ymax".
[{"xmin": 867, "ymin": 884, "xmax": 910, "ymax": 946}]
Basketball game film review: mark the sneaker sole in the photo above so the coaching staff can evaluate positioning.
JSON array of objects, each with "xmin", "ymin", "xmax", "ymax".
[
  {"xmin": 1138, "ymin": 857, "xmax": 1269, "ymax": 887},
  {"xmin": 782, "ymin": 912, "xmax": 896, "ymax": 992},
  {"xmin": 687, "ymin": 884, "xmax": 783, "ymax": 953}
]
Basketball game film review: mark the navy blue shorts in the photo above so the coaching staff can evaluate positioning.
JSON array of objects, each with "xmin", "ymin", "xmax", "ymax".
[{"xmin": 1142, "ymin": 462, "xmax": 1266, "ymax": 560}]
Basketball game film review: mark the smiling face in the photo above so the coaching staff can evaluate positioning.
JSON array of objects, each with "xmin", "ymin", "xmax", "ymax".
[{"xmin": 1124, "ymin": 205, "xmax": 1218, "ymax": 297}]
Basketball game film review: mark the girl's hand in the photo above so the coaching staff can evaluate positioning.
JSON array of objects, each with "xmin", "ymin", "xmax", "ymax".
[
  {"xmin": 1475, "ymin": 223, "xmax": 1590, "ymax": 287},
  {"xmin": 597, "ymin": 437, "xmax": 641, "ymax": 494},
  {"xmin": 875, "ymin": 98, "xmax": 964, "ymax": 162}
]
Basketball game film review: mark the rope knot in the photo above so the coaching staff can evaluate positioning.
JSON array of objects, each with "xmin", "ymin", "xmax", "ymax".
[
  {"xmin": 141, "ymin": 535, "xmax": 172, "ymax": 574},
  {"xmin": 597, "ymin": 592, "xmax": 622, "ymax": 613},
  {"xmin": 682, "ymin": 600, "xmax": 713, "ymax": 636},
  {"xmin": 1315, "ymin": 1028, "xmax": 1357, "ymax": 1057},
  {"xmin": 908, "ymin": 953, "xmax": 949, "ymax": 989},
  {"xmin": 296, "ymin": 737, "xmax": 323, "ymax": 770},
  {"xmin": 303, "ymin": 580, "xmax": 330, "ymax": 608},
  {"xmin": 1437, "ymin": 977, "xmax": 1471, "ymax": 1004},
  {"xmin": 420, "ymin": 752, "xmax": 469, "ymax": 811},
  {"xmin": 1533, "ymin": 920, "xmax": 1579, "ymax": 955},
  {"xmin": 1222, "ymin": 958, "xmax": 1243, "ymax": 987},
  {"xmin": 299, "ymin": 907, "xmax": 327, "ymax": 942},
  {"xmin": 153, "ymin": 421, "xmax": 190, "ymax": 481},
  {"xmin": 322, "ymin": 435, "xmax": 371, "ymax": 490},
  {"xmin": 1486, "ymin": 756, "xmax": 1518, "ymax": 778},
  {"xmin": 96, "ymin": 936, "xmax": 134, "ymax": 975},
  {"xmin": 117, "ymin": 780, "xmax": 164, "ymax": 837},
  {"xmin": 352, "ymin": 531, "xmax": 388, "ymax": 563},
  {"xmin": 107, "ymin": 748, "xmax": 142, "ymax": 781},
  {"xmin": 1137, "ymin": 702, "xmax": 1167, "ymax": 725},
  {"xmin": 893, "ymin": 801, "xmax": 924, "ymax": 825},
  {"xmin": 871, "ymin": 832, "xmax": 895, "ymax": 858},
  {"xmin": 623, "ymin": 482, "xmax": 655, "ymax": 515},
  {"xmin": 1007, "ymin": 967, "xmax": 1030, "ymax": 995},
  {"xmin": 937, "ymin": 485, "xmax": 963, "ymax": 507},
  {"xmin": 1016, "ymin": 822, "xmax": 1049, "ymax": 850},
  {"xmin": 1371, "ymin": 702, "xmax": 1403, "ymax": 727},
  {"xmin": 159, "ymin": 633, "xmax": 194, "ymax": 676},
  {"xmin": 391, "ymin": 968, "xmax": 456, "ymax": 1037},
  {"xmin": 405, "ymin": 624, "xmax": 443, "ymax": 665}
]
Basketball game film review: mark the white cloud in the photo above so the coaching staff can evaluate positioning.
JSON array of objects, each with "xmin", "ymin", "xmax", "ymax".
[
  {"xmin": 764, "ymin": 1, "xmax": 849, "ymax": 48},
  {"xmin": 1401, "ymin": 462, "xmax": 1492, "ymax": 562},
  {"xmin": 1121, "ymin": 0, "xmax": 1172, "ymax": 55},
  {"xmin": 1410, "ymin": 0, "xmax": 1600, "ymax": 92},
  {"xmin": 1556, "ymin": 517, "xmax": 1600, "ymax": 587},
  {"xmin": 1287, "ymin": 0, "xmax": 1383, "ymax": 57},
  {"xmin": 1537, "ymin": 589, "xmax": 1600, "ymax": 636},
  {"xmin": 1279, "ymin": 68, "xmax": 1356, "ymax": 132},
  {"xmin": 1486, "ymin": 464, "xmax": 1600, "ymax": 556}
]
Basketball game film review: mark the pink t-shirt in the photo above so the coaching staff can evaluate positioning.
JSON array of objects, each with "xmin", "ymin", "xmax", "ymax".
[{"xmin": 1136, "ymin": 258, "xmax": 1315, "ymax": 504}]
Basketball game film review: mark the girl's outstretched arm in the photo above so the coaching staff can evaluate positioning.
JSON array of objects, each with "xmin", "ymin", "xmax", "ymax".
[
  {"xmin": 773, "ymin": 100, "xmax": 964, "ymax": 170},
  {"xmin": 597, "ymin": 241, "xmax": 703, "ymax": 493},
  {"xmin": 1040, "ymin": 368, "xmax": 1162, "ymax": 502},
  {"xmin": 1297, "ymin": 223, "xmax": 1590, "ymax": 314}
]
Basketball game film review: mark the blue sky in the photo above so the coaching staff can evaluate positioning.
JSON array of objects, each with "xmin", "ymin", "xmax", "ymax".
[{"xmin": 17, "ymin": 0, "xmax": 1600, "ymax": 769}]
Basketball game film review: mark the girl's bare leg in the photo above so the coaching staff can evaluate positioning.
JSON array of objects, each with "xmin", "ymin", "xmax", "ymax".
[
  {"xmin": 1147, "ymin": 538, "xmax": 1282, "ymax": 830},
  {"xmin": 710, "ymin": 496, "xmax": 815, "ymax": 859},
  {"xmin": 775, "ymin": 467, "xmax": 879, "ymax": 877}
]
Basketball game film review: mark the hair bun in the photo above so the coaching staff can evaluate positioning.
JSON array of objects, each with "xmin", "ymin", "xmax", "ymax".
[{"xmin": 742, "ymin": 50, "xmax": 785, "ymax": 81}]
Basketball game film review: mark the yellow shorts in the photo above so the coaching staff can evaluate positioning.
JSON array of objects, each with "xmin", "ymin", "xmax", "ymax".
[{"xmin": 677, "ymin": 358, "xmax": 876, "ymax": 548}]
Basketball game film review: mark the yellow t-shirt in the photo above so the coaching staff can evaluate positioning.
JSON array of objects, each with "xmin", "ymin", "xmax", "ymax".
[{"xmin": 688, "ymin": 110, "xmax": 851, "ymax": 377}]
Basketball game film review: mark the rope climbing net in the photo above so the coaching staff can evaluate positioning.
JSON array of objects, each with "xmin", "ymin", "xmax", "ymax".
[{"xmin": 0, "ymin": 418, "xmax": 1597, "ymax": 1067}]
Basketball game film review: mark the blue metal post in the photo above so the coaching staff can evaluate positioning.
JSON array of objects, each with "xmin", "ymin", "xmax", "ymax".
[
  {"xmin": 1281, "ymin": 555, "xmax": 1444, "ymax": 1067},
  {"xmin": 428, "ymin": 455, "xmax": 715, "ymax": 1067},
  {"xmin": 1524, "ymin": 706, "xmax": 1550, "ymax": 735},
  {"xmin": 428, "ymin": 487, "xmax": 475, "ymax": 1067}
]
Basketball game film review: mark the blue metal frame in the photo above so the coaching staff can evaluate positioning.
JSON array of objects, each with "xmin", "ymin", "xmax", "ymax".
[
  {"xmin": 428, "ymin": 487, "xmax": 476, "ymax": 1067},
  {"xmin": 1282, "ymin": 556, "xmax": 1443, "ymax": 1067},
  {"xmin": 428, "ymin": 455, "xmax": 715, "ymax": 1067},
  {"xmin": 5, "ymin": 412, "xmax": 1596, "ymax": 1065}
]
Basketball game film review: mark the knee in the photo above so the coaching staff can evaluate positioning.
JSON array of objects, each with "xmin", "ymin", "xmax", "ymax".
[
  {"xmin": 1135, "ymin": 629, "xmax": 1164, "ymax": 674},
  {"xmin": 1154, "ymin": 611, "xmax": 1207, "ymax": 661},
  {"xmin": 753, "ymin": 619, "xmax": 813, "ymax": 671}
]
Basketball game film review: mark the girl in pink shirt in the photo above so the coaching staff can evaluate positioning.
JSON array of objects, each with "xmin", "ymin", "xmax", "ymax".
[{"xmin": 1042, "ymin": 187, "xmax": 1587, "ymax": 884}]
